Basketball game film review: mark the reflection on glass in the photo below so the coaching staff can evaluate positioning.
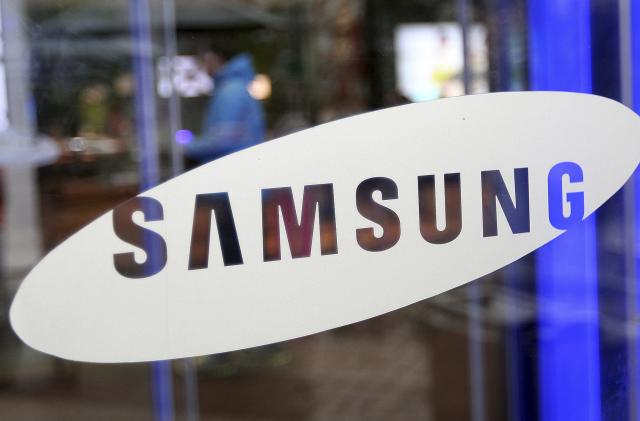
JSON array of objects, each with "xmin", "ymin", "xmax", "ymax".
[{"xmin": 0, "ymin": 0, "xmax": 637, "ymax": 420}]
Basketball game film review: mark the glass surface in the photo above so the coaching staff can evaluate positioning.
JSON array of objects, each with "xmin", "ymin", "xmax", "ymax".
[{"xmin": 0, "ymin": 0, "xmax": 638, "ymax": 420}]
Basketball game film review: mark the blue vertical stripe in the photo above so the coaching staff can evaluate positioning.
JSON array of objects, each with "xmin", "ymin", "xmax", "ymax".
[
  {"xmin": 529, "ymin": 1, "xmax": 602, "ymax": 421},
  {"xmin": 129, "ymin": 0, "xmax": 161, "ymax": 191},
  {"xmin": 590, "ymin": 1, "xmax": 628, "ymax": 418},
  {"xmin": 632, "ymin": 1, "xmax": 640, "ymax": 419},
  {"xmin": 634, "ymin": 0, "xmax": 640, "ymax": 114},
  {"xmin": 529, "ymin": 1, "xmax": 592, "ymax": 93},
  {"xmin": 536, "ymin": 220, "xmax": 601, "ymax": 421},
  {"xmin": 129, "ymin": 0, "xmax": 174, "ymax": 420}
]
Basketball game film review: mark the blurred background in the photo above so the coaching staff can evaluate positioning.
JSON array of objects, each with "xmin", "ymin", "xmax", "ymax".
[{"xmin": 0, "ymin": 0, "xmax": 639, "ymax": 420}]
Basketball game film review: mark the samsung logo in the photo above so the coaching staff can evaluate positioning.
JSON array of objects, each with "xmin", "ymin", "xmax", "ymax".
[
  {"xmin": 113, "ymin": 162, "xmax": 584, "ymax": 279},
  {"xmin": 10, "ymin": 92, "xmax": 640, "ymax": 363}
]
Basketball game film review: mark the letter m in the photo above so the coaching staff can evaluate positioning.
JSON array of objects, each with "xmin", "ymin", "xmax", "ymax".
[{"xmin": 262, "ymin": 184, "xmax": 338, "ymax": 261}]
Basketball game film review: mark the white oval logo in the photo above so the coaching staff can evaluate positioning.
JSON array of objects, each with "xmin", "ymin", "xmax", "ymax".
[{"xmin": 10, "ymin": 92, "xmax": 640, "ymax": 363}]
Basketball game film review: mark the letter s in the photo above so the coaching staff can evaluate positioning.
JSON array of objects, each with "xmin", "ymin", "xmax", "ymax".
[
  {"xmin": 356, "ymin": 177, "xmax": 401, "ymax": 252},
  {"xmin": 113, "ymin": 197, "xmax": 167, "ymax": 279}
]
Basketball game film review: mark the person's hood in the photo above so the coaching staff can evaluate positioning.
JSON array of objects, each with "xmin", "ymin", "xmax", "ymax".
[{"xmin": 214, "ymin": 53, "xmax": 256, "ymax": 84}]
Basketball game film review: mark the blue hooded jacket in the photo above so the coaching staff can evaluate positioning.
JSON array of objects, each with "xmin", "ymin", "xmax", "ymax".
[{"xmin": 184, "ymin": 53, "xmax": 265, "ymax": 163}]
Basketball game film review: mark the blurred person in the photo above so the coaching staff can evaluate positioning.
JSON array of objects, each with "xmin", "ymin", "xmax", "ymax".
[
  {"xmin": 184, "ymin": 46, "xmax": 286, "ymax": 373},
  {"xmin": 184, "ymin": 44, "xmax": 265, "ymax": 165}
]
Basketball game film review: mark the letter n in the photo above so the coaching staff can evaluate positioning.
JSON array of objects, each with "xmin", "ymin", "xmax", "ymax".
[{"xmin": 481, "ymin": 168, "xmax": 530, "ymax": 237}]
